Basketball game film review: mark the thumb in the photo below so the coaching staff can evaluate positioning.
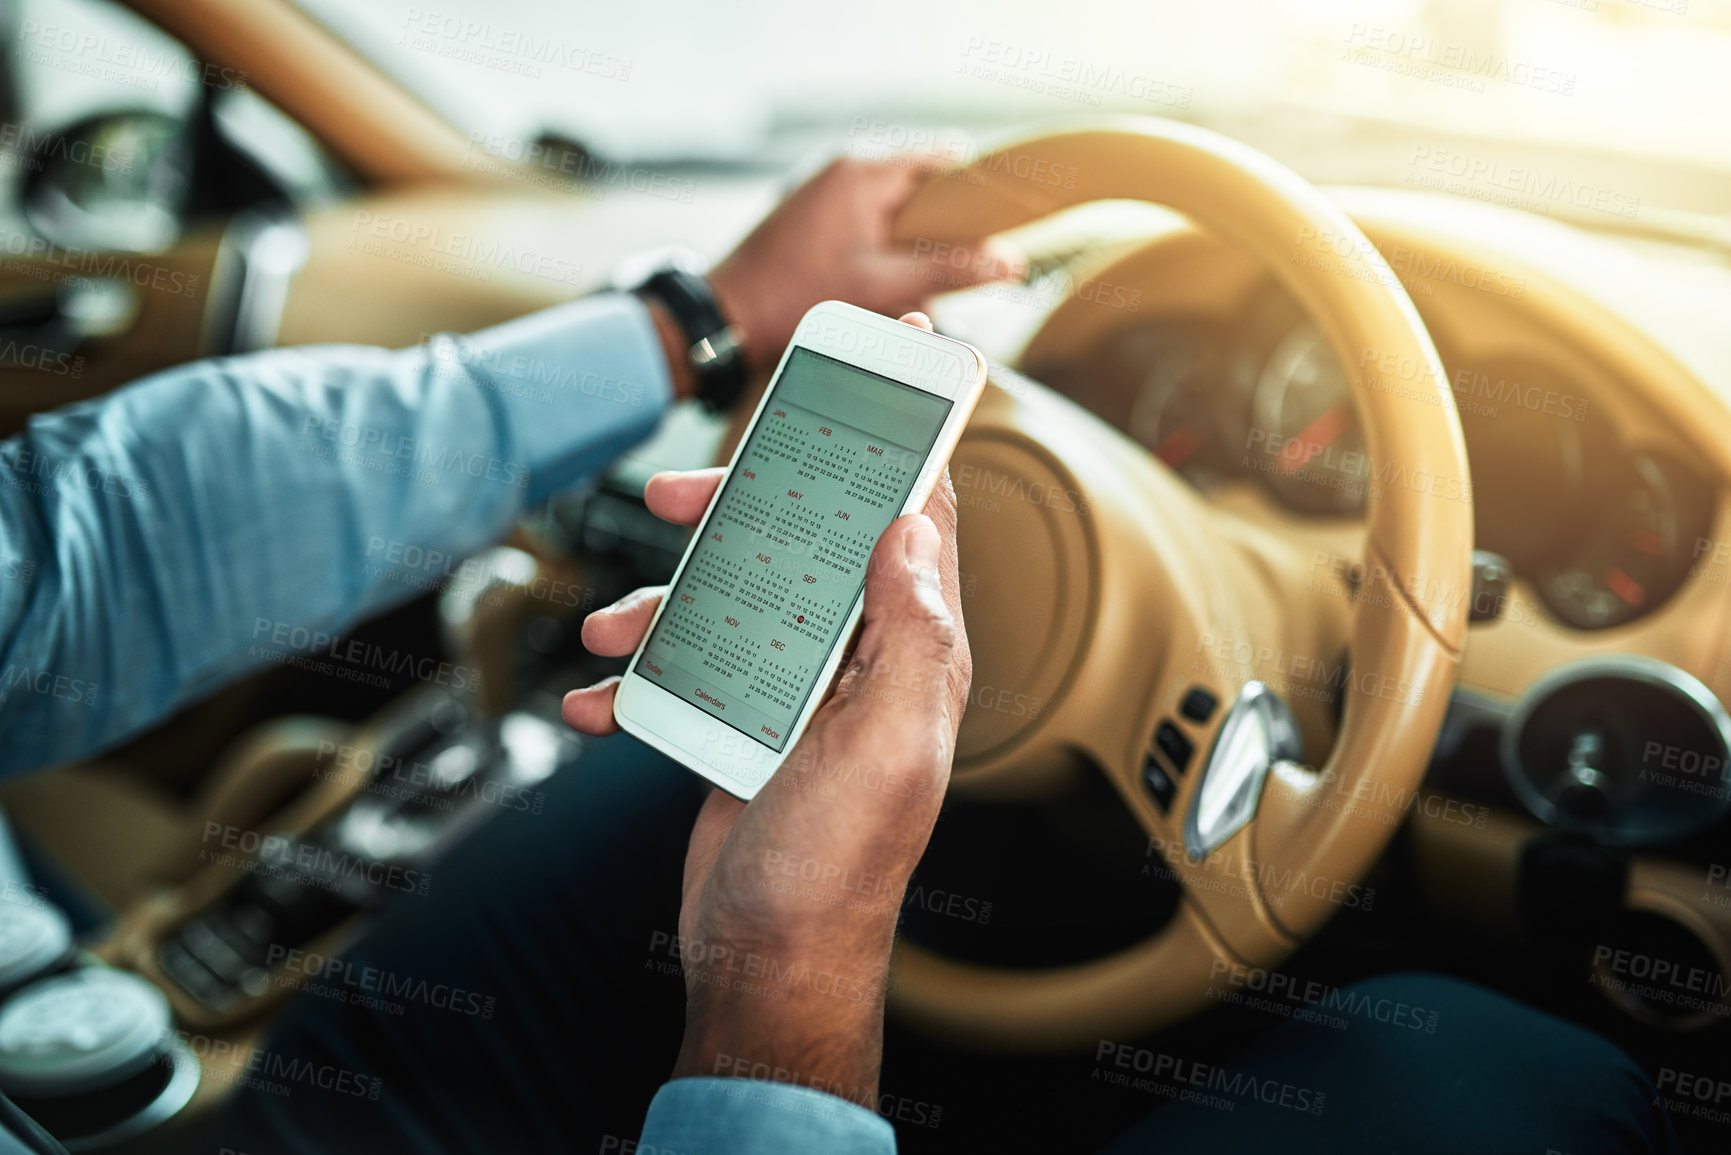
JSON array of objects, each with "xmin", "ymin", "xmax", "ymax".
[{"xmin": 833, "ymin": 514, "xmax": 960, "ymax": 741}]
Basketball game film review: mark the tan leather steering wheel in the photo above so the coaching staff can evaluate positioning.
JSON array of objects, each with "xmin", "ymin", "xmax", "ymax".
[{"xmin": 884, "ymin": 118, "xmax": 1473, "ymax": 1050}]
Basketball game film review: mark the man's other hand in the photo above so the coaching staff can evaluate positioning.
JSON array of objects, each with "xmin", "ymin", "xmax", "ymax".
[{"xmin": 709, "ymin": 158, "xmax": 1023, "ymax": 374}]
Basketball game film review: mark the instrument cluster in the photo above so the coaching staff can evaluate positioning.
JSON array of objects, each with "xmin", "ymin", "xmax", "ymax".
[{"xmin": 1023, "ymin": 287, "xmax": 1717, "ymax": 632}]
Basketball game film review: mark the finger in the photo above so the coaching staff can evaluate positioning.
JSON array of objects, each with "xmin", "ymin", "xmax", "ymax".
[
  {"xmin": 850, "ymin": 155, "xmax": 933, "ymax": 212},
  {"xmin": 862, "ymin": 152, "xmax": 967, "ymax": 213},
  {"xmin": 796, "ymin": 157, "xmax": 926, "ymax": 233},
  {"xmin": 644, "ymin": 468, "xmax": 726, "ymax": 526},
  {"xmin": 883, "ymin": 236, "xmax": 1027, "ymax": 299},
  {"xmin": 834, "ymin": 513, "xmax": 965, "ymax": 749},
  {"xmin": 821, "ymin": 465, "xmax": 951, "ymax": 694},
  {"xmin": 889, "ymin": 152, "xmax": 951, "ymax": 179},
  {"xmin": 562, "ymin": 677, "xmax": 622, "ymax": 735},
  {"xmin": 896, "ymin": 311, "xmax": 935, "ymax": 332},
  {"xmin": 580, "ymin": 586, "xmax": 666, "ymax": 657},
  {"xmin": 920, "ymin": 470, "xmax": 971, "ymax": 723}
]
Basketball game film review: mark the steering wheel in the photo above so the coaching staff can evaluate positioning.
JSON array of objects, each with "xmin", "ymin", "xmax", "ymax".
[{"xmin": 884, "ymin": 118, "xmax": 1473, "ymax": 1050}]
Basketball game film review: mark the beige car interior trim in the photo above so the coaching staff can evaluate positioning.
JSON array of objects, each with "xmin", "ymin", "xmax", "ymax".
[
  {"xmin": 127, "ymin": 0, "xmax": 484, "ymax": 185},
  {"xmin": 1410, "ymin": 795, "xmax": 1731, "ymax": 1031}
]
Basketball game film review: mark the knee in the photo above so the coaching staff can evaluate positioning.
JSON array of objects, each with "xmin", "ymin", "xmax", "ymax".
[
  {"xmin": 1342, "ymin": 971, "xmax": 1637, "ymax": 1073},
  {"xmin": 1329, "ymin": 972, "xmax": 1674, "ymax": 1154}
]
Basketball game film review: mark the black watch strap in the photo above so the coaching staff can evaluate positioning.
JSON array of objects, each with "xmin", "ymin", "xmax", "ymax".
[{"xmin": 637, "ymin": 269, "xmax": 747, "ymax": 413}]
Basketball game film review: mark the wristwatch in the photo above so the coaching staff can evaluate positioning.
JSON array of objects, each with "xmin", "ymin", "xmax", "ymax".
[{"xmin": 634, "ymin": 267, "xmax": 747, "ymax": 414}]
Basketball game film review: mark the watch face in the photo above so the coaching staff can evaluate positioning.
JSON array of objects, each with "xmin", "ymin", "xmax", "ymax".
[{"xmin": 690, "ymin": 327, "xmax": 744, "ymax": 370}]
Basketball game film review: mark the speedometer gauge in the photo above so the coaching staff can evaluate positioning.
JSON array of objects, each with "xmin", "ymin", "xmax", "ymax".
[
  {"xmin": 1025, "ymin": 322, "xmax": 1232, "ymax": 489},
  {"xmin": 1121, "ymin": 326, "xmax": 1230, "ymax": 484},
  {"xmin": 1538, "ymin": 454, "xmax": 1704, "ymax": 630},
  {"xmin": 1249, "ymin": 320, "xmax": 1368, "ymax": 515}
]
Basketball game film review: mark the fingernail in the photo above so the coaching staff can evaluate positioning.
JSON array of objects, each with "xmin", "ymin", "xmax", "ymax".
[{"xmin": 905, "ymin": 516, "xmax": 940, "ymax": 586}]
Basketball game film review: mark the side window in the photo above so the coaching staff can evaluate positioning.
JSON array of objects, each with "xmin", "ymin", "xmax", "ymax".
[
  {"xmin": 2, "ymin": 0, "xmax": 347, "ymax": 254},
  {"xmin": 0, "ymin": 0, "xmax": 349, "ymax": 431}
]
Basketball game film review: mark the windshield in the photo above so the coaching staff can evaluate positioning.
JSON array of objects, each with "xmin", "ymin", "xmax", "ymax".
[{"xmin": 296, "ymin": 0, "xmax": 1730, "ymax": 213}]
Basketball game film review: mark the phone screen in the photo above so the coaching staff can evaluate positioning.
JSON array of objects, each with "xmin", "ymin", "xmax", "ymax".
[{"xmin": 636, "ymin": 347, "xmax": 953, "ymax": 751}]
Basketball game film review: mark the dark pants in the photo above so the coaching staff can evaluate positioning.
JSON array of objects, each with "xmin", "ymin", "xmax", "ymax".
[
  {"xmin": 1100, "ymin": 972, "xmax": 1678, "ymax": 1155},
  {"xmin": 204, "ymin": 739, "xmax": 1677, "ymax": 1155},
  {"xmin": 202, "ymin": 737, "xmax": 706, "ymax": 1154}
]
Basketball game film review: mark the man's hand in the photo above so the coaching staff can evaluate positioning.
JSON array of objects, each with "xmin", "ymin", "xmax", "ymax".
[
  {"xmin": 708, "ymin": 157, "xmax": 1023, "ymax": 375},
  {"xmin": 563, "ymin": 316, "xmax": 972, "ymax": 1109}
]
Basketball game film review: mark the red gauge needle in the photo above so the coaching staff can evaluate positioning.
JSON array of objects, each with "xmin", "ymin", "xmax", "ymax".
[
  {"xmin": 1154, "ymin": 423, "xmax": 1205, "ymax": 469},
  {"xmin": 1277, "ymin": 403, "xmax": 1352, "ymax": 476},
  {"xmin": 1603, "ymin": 567, "xmax": 1645, "ymax": 607},
  {"xmin": 1630, "ymin": 529, "xmax": 1663, "ymax": 557}
]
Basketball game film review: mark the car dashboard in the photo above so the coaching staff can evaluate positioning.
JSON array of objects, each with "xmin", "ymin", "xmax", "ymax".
[
  {"xmin": 975, "ymin": 187, "xmax": 1731, "ymax": 934},
  {"xmin": 995, "ymin": 188, "xmax": 1731, "ymax": 688},
  {"xmin": 1027, "ymin": 278, "xmax": 1717, "ymax": 636}
]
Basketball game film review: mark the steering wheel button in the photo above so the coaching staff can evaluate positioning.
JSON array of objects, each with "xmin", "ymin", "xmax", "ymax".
[
  {"xmin": 1141, "ymin": 754, "xmax": 1177, "ymax": 813},
  {"xmin": 1154, "ymin": 721, "xmax": 1195, "ymax": 773},
  {"xmin": 1179, "ymin": 687, "xmax": 1219, "ymax": 723}
]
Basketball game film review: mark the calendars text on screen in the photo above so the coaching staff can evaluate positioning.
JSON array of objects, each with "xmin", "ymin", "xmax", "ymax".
[{"xmin": 637, "ymin": 348, "xmax": 953, "ymax": 751}]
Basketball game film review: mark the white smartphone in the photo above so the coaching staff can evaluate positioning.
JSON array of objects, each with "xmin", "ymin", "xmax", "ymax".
[{"xmin": 612, "ymin": 300, "xmax": 988, "ymax": 799}]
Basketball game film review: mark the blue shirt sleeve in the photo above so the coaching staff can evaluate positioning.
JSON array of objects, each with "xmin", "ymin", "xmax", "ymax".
[
  {"xmin": 0, "ymin": 292, "xmax": 671, "ymax": 777},
  {"xmin": 639, "ymin": 1077, "xmax": 897, "ymax": 1155}
]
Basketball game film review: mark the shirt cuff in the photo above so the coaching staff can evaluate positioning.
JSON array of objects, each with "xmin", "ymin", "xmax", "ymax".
[
  {"xmin": 638, "ymin": 1077, "xmax": 897, "ymax": 1155},
  {"xmin": 445, "ymin": 291, "xmax": 674, "ymax": 504}
]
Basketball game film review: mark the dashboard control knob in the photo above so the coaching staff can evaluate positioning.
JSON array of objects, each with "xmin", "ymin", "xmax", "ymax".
[
  {"xmin": 1550, "ymin": 731, "xmax": 1613, "ymax": 824},
  {"xmin": 1469, "ymin": 550, "xmax": 1514, "ymax": 623}
]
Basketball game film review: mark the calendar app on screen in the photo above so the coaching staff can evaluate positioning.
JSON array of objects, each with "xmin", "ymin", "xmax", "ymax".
[{"xmin": 636, "ymin": 348, "xmax": 953, "ymax": 751}]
